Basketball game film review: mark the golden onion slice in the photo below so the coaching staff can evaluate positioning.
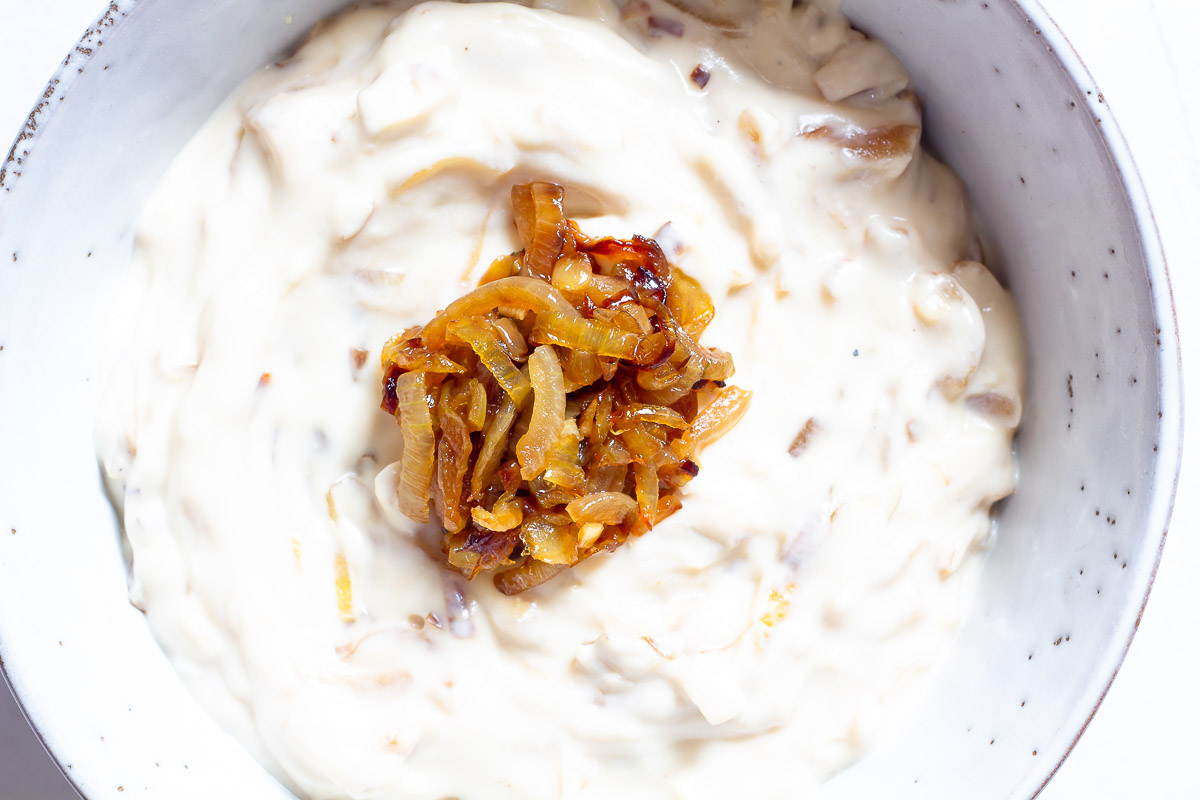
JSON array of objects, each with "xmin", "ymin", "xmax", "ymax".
[
  {"xmin": 449, "ymin": 317, "xmax": 532, "ymax": 405},
  {"xmin": 390, "ymin": 371, "xmax": 436, "ymax": 523},
  {"xmin": 517, "ymin": 345, "xmax": 568, "ymax": 481}
]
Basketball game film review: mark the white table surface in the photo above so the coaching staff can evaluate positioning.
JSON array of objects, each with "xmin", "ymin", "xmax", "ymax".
[{"xmin": 1, "ymin": 1, "xmax": 1195, "ymax": 797}]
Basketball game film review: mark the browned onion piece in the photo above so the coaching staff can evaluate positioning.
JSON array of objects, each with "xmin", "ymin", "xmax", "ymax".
[
  {"xmin": 381, "ymin": 181, "xmax": 749, "ymax": 592},
  {"xmin": 683, "ymin": 385, "xmax": 753, "ymax": 456},
  {"xmin": 635, "ymin": 361, "xmax": 682, "ymax": 393},
  {"xmin": 619, "ymin": 422, "xmax": 670, "ymax": 468},
  {"xmin": 566, "ymin": 492, "xmax": 638, "ymax": 525},
  {"xmin": 577, "ymin": 522, "xmax": 605, "ymax": 549},
  {"xmin": 517, "ymin": 345, "xmax": 568, "ymax": 480},
  {"xmin": 471, "ymin": 496, "xmax": 524, "ymax": 531},
  {"xmin": 520, "ymin": 518, "xmax": 577, "ymax": 565},
  {"xmin": 497, "ymin": 305, "xmax": 529, "ymax": 320},
  {"xmin": 466, "ymin": 379, "xmax": 488, "ymax": 432},
  {"xmin": 470, "ymin": 394, "xmax": 518, "ymax": 500},
  {"xmin": 449, "ymin": 317, "xmax": 532, "ymax": 405},
  {"xmin": 593, "ymin": 440, "xmax": 633, "ymax": 470},
  {"xmin": 700, "ymin": 348, "xmax": 735, "ymax": 382},
  {"xmin": 593, "ymin": 386, "xmax": 614, "ymax": 441},
  {"xmin": 492, "ymin": 317, "xmax": 529, "ymax": 361},
  {"xmin": 449, "ymin": 526, "xmax": 520, "ymax": 576},
  {"xmin": 613, "ymin": 303, "xmax": 655, "ymax": 334},
  {"xmin": 512, "ymin": 181, "xmax": 567, "ymax": 279},
  {"xmin": 581, "ymin": 272, "xmax": 634, "ymax": 306},
  {"xmin": 434, "ymin": 391, "xmax": 472, "ymax": 534},
  {"xmin": 667, "ymin": 266, "xmax": 715, "ymax": 338},
  {"xmin": 561, "ymin": 349, "xmax": 604, "ymax": 393},
  {"xmin": 480, "ymin": 252, "xmax": 520, "ymax": 284},
  {"xmin": 583, "ymin": 235, "xmax": 670, "ymax": 284},
  {"xmin": 494, "ymin": 559, "xmax": 567, "ymax": 596},
  {"xmin": 655, "ymin": 493, "xmax": 683, "ymax": 523},
  {"xmin": 585, "ymin": 463, "xmax": 627, "ymax": 494},
  {"xmin": 422, "ymin": 277, "xmax": 578, "ymax": 349},
  {"xmin": 632, "ymin": 461, "xmax": 660, "ymax": 526},
  {"xmin": 618, "ymin": 403, "xmax": 689, "ymax": 430},
  {"xmin": 552, "ymin": 254, "xmax": 593, "ymax": 294},
  {"xmin": 381, "ymin": 335, "xmax": 467, "ymax": 375},
  {"xmin": 531, "ymin": 313, "xmax": 641, "ymax": 361},
  {"xmin": 391, "ymin": 371, "xmax": 436, "ymax": 523},
  {"xmin": 542, "ymin": 419, "xmax": 586, "ymax": 492}
]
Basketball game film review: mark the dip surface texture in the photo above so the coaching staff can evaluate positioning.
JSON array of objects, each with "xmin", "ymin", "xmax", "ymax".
[{"xmin": 96, "ymin": 1, "xmax": 1025, "ymax": 797}]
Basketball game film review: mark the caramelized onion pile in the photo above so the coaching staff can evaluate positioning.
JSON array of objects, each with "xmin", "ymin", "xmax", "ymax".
[{"xmin": 380, "ymin": 182, "xmax": 750, "ymax": 594}]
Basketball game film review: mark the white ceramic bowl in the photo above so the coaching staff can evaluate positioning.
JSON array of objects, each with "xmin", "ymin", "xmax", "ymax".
[{"xmin": 0, "ymin": 1, "xmax": 1183, "ymax": 798}]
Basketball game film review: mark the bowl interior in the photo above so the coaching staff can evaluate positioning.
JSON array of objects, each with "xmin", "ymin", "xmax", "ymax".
[{"xmin": 0, "ymin": 1, "xmax": 1181, "ymax": 798}]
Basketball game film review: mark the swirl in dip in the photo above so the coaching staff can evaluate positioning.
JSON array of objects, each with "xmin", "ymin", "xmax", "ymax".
[{"xmin": 96, "ymin": 0, "xmax": 1025, "ymax": 797}]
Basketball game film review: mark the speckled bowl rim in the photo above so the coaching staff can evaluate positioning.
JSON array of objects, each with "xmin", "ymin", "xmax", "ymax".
[
  {"xmin": 0, "ymin": 1, "xmax": 1184, "ymax": 798},
  {"xmin": 1, "ymin": 6, "xmax": 143, "ymax": 798},
  {"xmin": 1018, "ymin": 0, "xmax": 1184, "ymax": 791}
]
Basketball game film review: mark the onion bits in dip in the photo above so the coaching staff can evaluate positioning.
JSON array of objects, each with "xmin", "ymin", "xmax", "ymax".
[{"xmin": 380, "ymin": 182, "xmax": 750, "ymax": 594}]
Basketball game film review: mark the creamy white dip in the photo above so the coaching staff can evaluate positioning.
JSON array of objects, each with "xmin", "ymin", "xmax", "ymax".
[{"xmin": 96, "ymin": 0, "xmax": 1025, "ymax": 797}]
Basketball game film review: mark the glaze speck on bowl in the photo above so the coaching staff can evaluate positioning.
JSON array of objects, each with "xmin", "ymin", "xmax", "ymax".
[{"xmin": 0, "ymin": 1, "xmax": 1182, "ymax": 798}]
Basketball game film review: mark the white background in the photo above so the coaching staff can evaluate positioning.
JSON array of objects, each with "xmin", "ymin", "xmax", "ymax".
[{"xmin": 0, "ymin": 1, "xmax": 1195, "ymax": 797}]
